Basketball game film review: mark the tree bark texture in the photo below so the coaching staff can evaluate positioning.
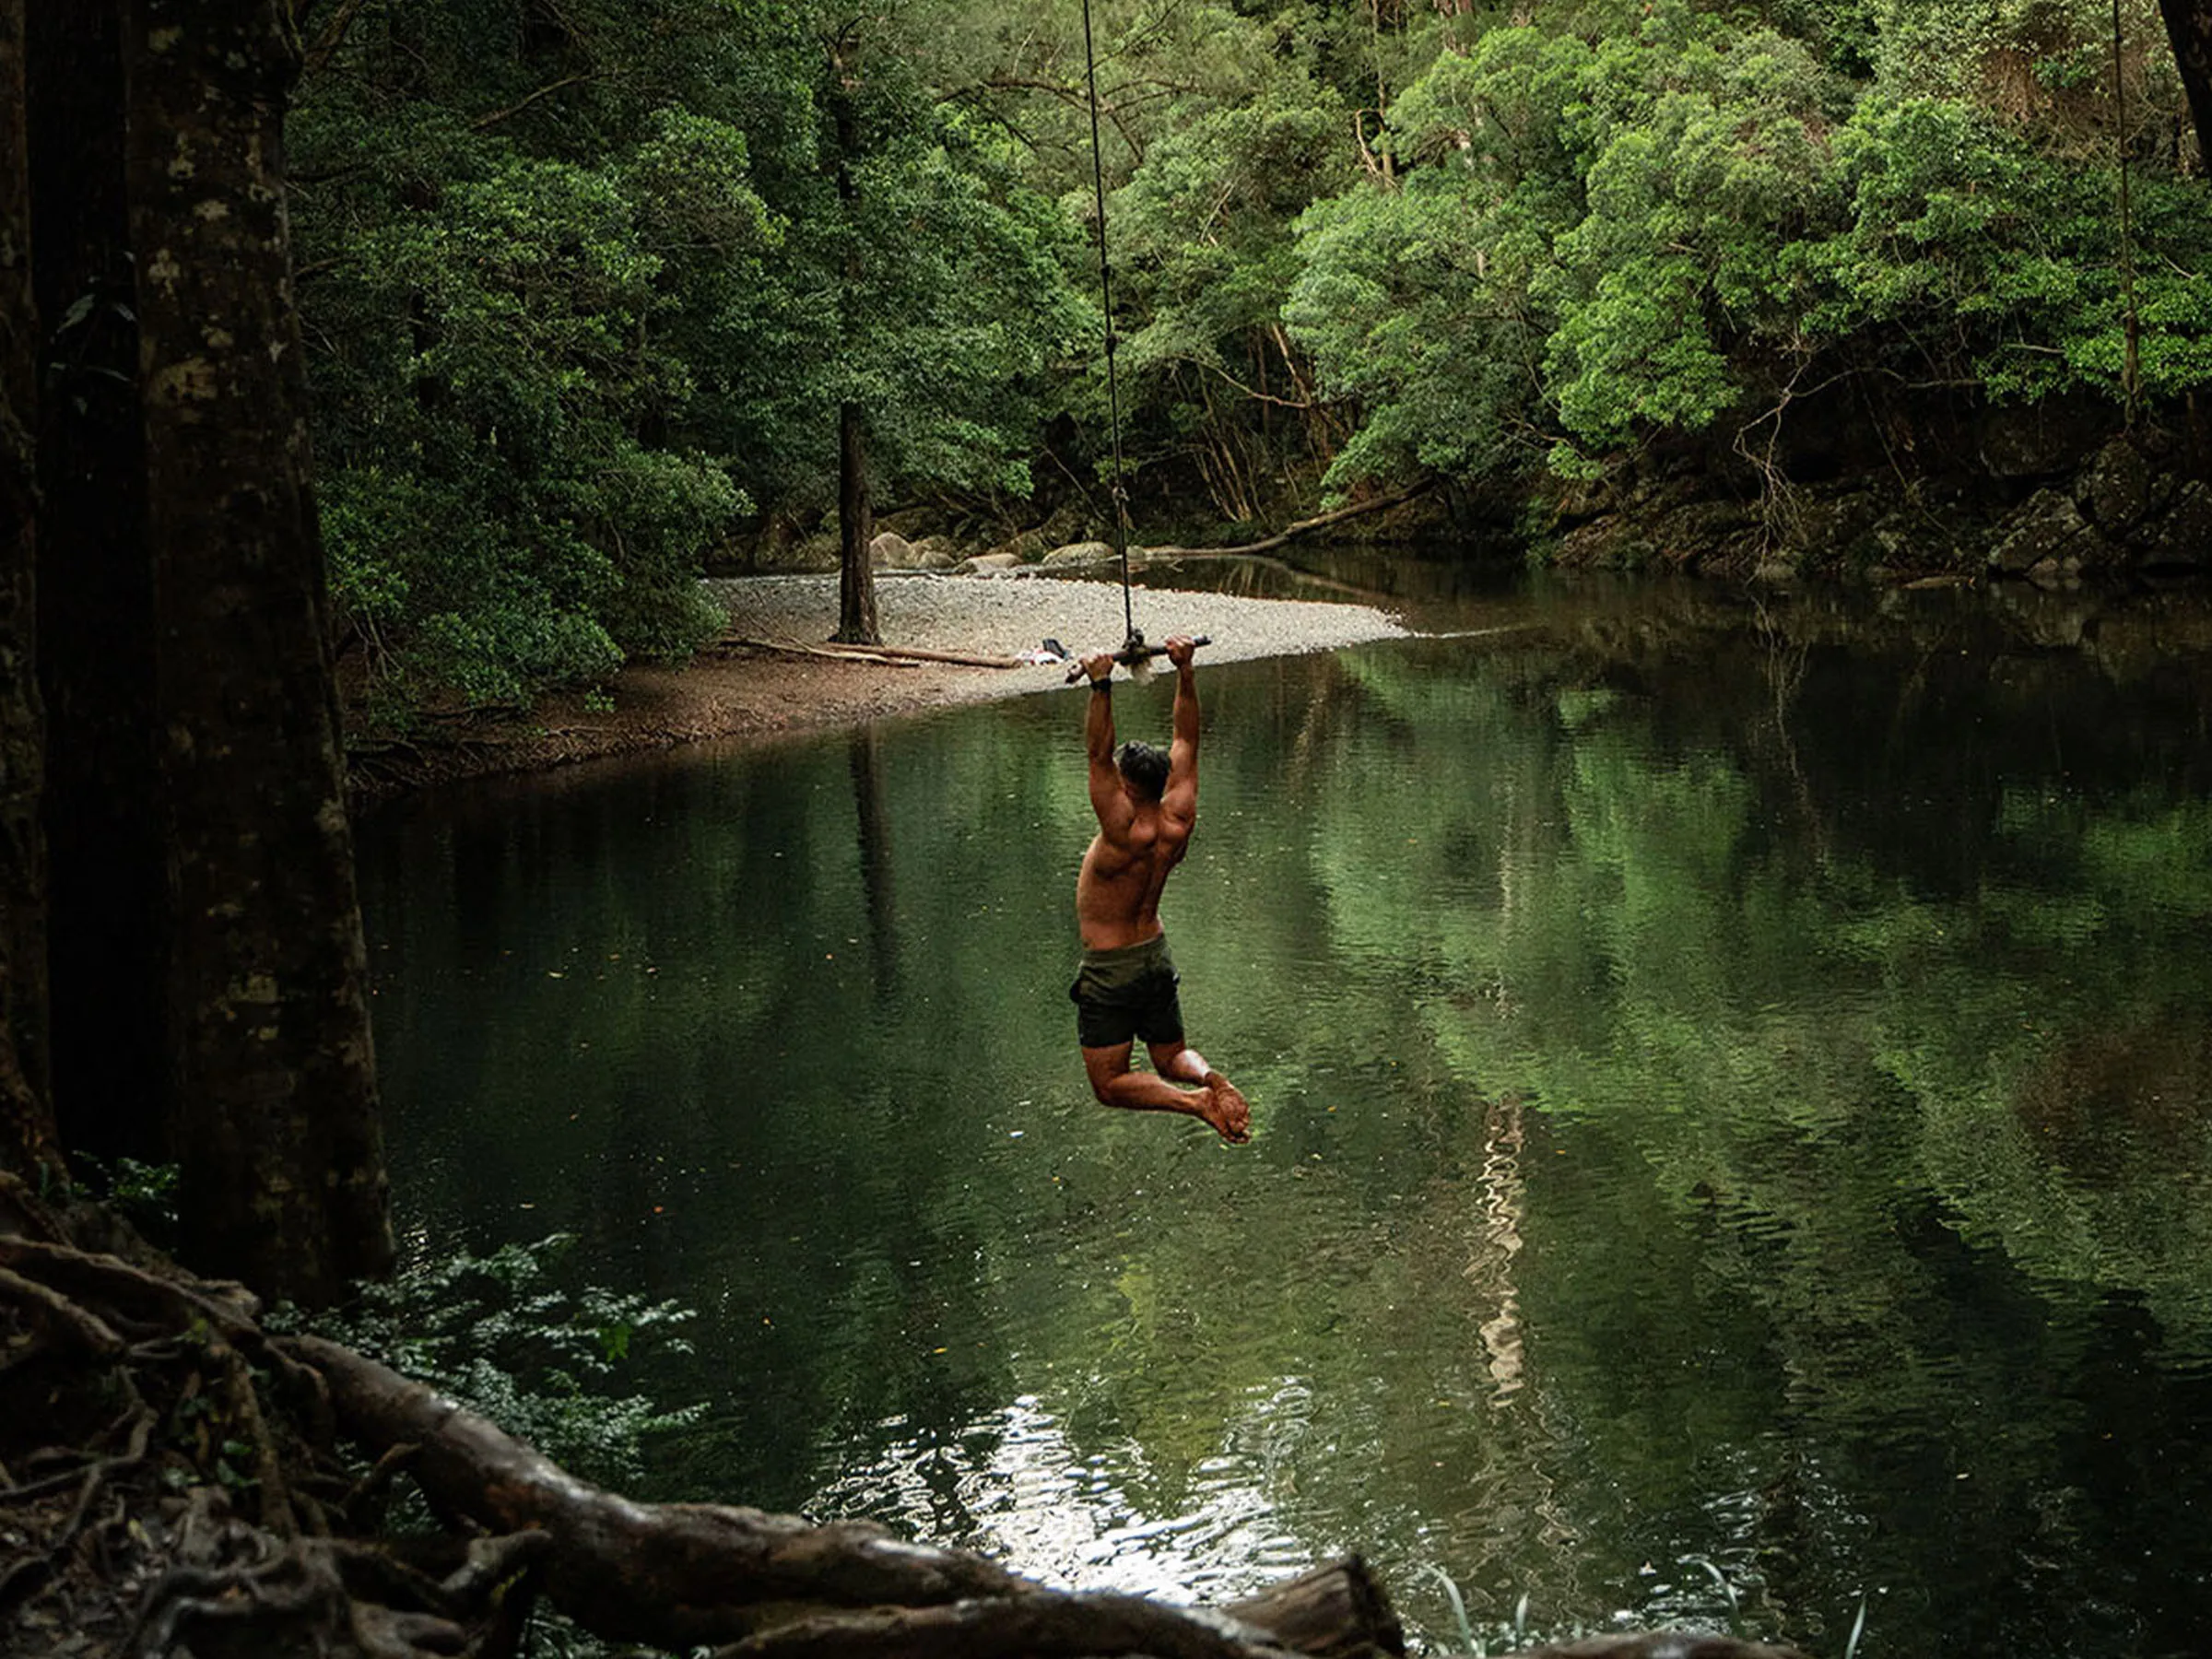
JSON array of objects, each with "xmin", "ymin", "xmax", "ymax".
[
  {"xmin": 289, "ymin": 1334, "xmax": 1407, "ymax": 1659},
  {"xmin": 0, "ymin": 0, "xmax": 60, "ymax": 1182},
  {"xmin": 2159, "ymin": 1, "xmax": 2212, "ymax": 168},
  {"xmin": 27, "ymin": 0, "xmax": 168, "ymax": 1168},
  {"xmin": 123, "ymin": 0, "xmax": 391, "ymax": 1303}
]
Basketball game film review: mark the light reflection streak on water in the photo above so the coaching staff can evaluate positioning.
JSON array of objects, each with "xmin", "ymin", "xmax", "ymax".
[{"xmin": 806, "ymin": 1384, "xmax": 1320, "ymax": 1602}]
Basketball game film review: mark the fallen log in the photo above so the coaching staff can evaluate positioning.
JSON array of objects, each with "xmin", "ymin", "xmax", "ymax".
[
  {"xmin": 724, "ymin": 636, "xmax": 1026, "ymax": 670},
  {"xmin": 288, "ymin": 1334, "xmax": 1405, "ymax": 1657},
  {"xmin": 718, "ymin": 636, "xmax": 923, "ymax": 668},
  {"xmin": 1229, "ymin": 1558, "xmax": 1406, "ymax": 1658},
  {"xmin": 702, "ymin": 1585, "xmax": 1355, "ymax": 1659}
]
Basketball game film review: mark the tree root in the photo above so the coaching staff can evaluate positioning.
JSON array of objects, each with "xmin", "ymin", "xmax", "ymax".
[
  {"xmin": 0, "ymin": 1264, "xmax": 124, "ymax": 1359},
  {"xmin": 0, "ymin": 1194, "xmax": 1807, "ymax": 1659},
  {"xmin": 0, "ymin": 1217, "xmax": 541, "ymax": 1655},
  {"xmin": 0, "ymin": 1234, "xmax": 260, "ymax": 1343},
  {"xmin": 285, "ymin": 1333, "xmax": 1406, "ymax": 1657}
]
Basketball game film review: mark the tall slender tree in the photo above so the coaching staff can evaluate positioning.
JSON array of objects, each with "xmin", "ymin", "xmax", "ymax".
[
  {"xmin": 830, "ymin": 29, "xmax": 880, "ymax": 646},
  {"xmin": 122, "ymin": 0, "xmax": 391, "ymax": 1300}
]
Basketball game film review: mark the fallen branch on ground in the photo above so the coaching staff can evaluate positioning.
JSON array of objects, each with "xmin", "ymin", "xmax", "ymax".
[{"xmin": 724, "ymin": 636, "xmax": 1027, "ymax": 670}]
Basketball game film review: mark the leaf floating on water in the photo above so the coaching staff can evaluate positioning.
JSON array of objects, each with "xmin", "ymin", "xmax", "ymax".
[{"xmin": 547, "ymin": 970, "xmax": 566, "ymax": 979}]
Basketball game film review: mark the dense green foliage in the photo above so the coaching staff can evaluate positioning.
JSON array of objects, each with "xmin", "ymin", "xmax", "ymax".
[
  {"xmin": 293, "ymin": 0, "xmax": 1077, "ymax": 710},
  {"xmin": 290, "ymin": 0, "xmax": 2211, "ymax": 707},
  {"xmin": 1288, "ymin": 2, "xmax": 2211, "ymax": 488},
  {"xmin": 297, "ymin": 1232, "xmax": 701, "ymax": 1488}
]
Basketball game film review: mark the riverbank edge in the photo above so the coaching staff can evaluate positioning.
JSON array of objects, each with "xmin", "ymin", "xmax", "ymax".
[{"xmin": 344, "ymin": 574, "xmax": 1411, "ymax": 810}]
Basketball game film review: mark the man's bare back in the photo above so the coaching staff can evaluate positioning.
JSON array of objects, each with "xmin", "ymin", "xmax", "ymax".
[
  {"xmin": 1077, "ymin": 791, "xmax": 1188, "ymax": 949},
  {"xmin": 1067, "ymin": 636, "xmax": 1250, "ymax": 1143}
]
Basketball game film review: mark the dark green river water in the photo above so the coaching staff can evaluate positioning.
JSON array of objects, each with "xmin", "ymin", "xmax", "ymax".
[{"xmin": 358, "ymin": 571, "xmax": 2212, "ymax": 1657}]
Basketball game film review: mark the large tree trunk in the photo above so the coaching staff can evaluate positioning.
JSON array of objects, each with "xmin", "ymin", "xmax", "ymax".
[
  {"xmin": 122, "ymin": 0, "xmax": 391, "ymax": 1304},
  {"xmin": 0, "ymin": 0, "xmax": 59, "ymax": 1182},
  {"xmin": 2163, "ymin": 0, "xmax": 2212, "ymax": 168},
  {"xmin": 27, "ymin": 0, "xmax": 167, "ymax": 1168}
]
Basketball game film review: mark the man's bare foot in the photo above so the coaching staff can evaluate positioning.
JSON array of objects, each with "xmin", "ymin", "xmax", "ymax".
[{"xmin": 1196, "ymin": 1072, "xmax": 1251, "ymax": 1143}]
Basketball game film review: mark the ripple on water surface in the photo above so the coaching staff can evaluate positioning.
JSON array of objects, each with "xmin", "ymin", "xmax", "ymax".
[{"xmin": 806, "ymin": 1388, "xmax": 1320, "ymax": 1602}]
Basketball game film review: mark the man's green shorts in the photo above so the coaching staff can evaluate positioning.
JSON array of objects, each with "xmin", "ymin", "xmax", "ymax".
[{"xmin": 1070, "ymin": 932, "xmax": 1186, "ymax": 1050}]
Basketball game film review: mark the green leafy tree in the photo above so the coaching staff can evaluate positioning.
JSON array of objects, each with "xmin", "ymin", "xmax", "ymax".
[
  {"xmin": 1289, "ymin": 0, "xmax": 2212, "ymax": 500},
  {"xmin": 291, "ymin": 0, "xmax": 767, "ymax": 709},
  {"xmin": 720, "ymin": 4, "xmax": 1086, "ymax": 599},
  {"xmin": 1797, "ymin": 95, "xmax": 2212, "ymax": 401},
  {"xmin": 1285, "ymin": 22, "xmax": 1596, "ymax": 488},
  {"xmin": 1108, "ymin": 83, "xmax": 1359, "ymax": 522},
  {"xmin": 1537, "ymin": 20, "xmax": 1845, "ymax": 455}
]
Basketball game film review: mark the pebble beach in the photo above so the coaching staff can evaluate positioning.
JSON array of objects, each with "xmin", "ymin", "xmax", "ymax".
[
  {"xmin": 705, "ymin": 571, "xmax": 1410, "ymax": 668},
  {"xmin": 352, "ymin": 572, "xmax": 1410, "ymax": 803}
]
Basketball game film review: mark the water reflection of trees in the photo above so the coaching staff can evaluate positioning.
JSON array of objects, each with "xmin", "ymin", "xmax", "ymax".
[
  {"xmin": 1309, "ymin": 609, "xmax": 2212, "ymax": 1651},
  {"xmin": 360, "ymin": 601, "xmax": 2212, "ymax": 1655}
]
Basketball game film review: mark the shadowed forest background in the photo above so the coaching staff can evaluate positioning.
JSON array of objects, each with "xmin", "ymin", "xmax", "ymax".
[
  {"xmin": 301, "ymin": 0, "xmax": 2211, "ymax": 712},
  {"xmin": 66, "ymin": 0, "xmax": 2212, "ymax": 714}
]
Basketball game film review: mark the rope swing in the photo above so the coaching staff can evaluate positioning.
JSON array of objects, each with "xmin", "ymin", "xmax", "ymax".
[
  {"xmin": 1080, "ymin": 0, "xmax": 1140, "ymax": 658},
  {"xmin": 1064, "ymin": 0, "xmax": 1210, "ymax": 683},
  {"xmin": 2112, "ymin": 0, "xmax": 2141, "ymax": 427}
]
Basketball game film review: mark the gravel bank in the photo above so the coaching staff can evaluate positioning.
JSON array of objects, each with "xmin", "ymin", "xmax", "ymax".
[
  {"xmin": 351, "ymin": 574, "xmax": 1409, "ymax": 805},
  {"xmin": 706, "ymin": 571, "xmax": 1409, "ymax": 665}
]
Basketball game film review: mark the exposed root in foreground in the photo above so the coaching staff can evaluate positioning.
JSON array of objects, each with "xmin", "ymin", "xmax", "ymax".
[{"xmin": 0, "ymin": 1171, "xmax": 1807, "ymax": 1659}]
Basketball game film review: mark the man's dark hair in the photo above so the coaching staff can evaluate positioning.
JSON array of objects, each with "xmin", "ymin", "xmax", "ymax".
[{"xmin": 1115, "ymin": 739, "xmax": 1170, "ymax": 801}]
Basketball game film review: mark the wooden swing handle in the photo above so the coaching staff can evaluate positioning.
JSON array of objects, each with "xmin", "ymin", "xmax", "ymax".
[{"xmin": 1063, "ymin": 634, "xmax": 1212, "ymax": 683}]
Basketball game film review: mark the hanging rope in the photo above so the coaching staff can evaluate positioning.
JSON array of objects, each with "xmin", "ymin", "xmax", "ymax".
[
  {"xmin": 1080, "ymin": 0, "xmax": 1139, "ymax": 653},
  {"xmin": 2112, "ymin": 0, "xmax": 2141, "ymax": 427}
]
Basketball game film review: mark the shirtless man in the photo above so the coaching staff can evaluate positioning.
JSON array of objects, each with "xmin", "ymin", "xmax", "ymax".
[{"xmin": 1068, "ymin": 634, "xmax": 1252, "ymax": 1143}]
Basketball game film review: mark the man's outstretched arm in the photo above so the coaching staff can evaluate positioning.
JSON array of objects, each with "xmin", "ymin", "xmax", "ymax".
[
  {"xmin": 1082, "ymin": 653, "xmax": 1123, "ymax": 822},
  {"xmin": 1165, "ymin": 635, "xmax": 1200, "ymax": 817}
]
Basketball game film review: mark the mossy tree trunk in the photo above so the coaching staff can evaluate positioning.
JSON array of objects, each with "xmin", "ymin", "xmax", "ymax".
[
  {"xmin": 122, "ymin": 0, "xmax": 390, "ymax": 1303},
  {"xmin": 0, "ymin": 0, "xmax": 60, "ymax": 1183}
]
